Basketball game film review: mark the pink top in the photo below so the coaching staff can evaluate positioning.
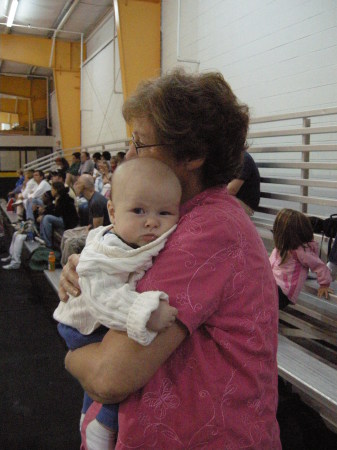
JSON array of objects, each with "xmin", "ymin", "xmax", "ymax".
[
  {"xmin": 269, "ymin": 241, "xmax": 331, "ymax": 304},
  {"xmin": 116, "ymin": 187, "xmax": 281, "ymax": 449}
]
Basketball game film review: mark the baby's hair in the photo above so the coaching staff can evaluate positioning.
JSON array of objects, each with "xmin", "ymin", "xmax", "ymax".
[{"xmin": 273, "ymin": 208, "xmax": 314, "ymax": 264}]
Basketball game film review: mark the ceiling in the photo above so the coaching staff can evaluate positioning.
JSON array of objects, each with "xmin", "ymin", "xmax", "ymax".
[{"xmin": 0, "ymin": 0, "xmax": 113, "ymax": 78}]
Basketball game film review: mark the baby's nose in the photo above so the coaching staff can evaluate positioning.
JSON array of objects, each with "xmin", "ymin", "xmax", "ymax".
[{"xmin": 145, "ymin": 216, "xmax": 159, "ymax": 228}]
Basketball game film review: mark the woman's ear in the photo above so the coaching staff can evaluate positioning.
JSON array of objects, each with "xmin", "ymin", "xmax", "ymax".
[
  {"xmin": 107, "ymin": 200, "xmax": 115, "ymax": 224},
  {"xmin": 185, "ymin": 157, "xmax": 206, "ymax": 171}
]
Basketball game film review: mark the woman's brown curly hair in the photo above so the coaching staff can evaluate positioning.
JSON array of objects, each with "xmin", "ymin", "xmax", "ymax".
[{"xmin": 122, "ymin": 69, "xmax": 249, "ymax": 188}]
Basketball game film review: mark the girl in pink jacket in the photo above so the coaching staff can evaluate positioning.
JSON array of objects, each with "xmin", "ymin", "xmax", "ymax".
[{"xmin": 270, "ymin": 208, "xmax": 332, "ymax": 309}]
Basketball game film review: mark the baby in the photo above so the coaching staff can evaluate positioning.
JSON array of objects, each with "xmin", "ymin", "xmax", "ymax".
[{"xmin": 54, "ymin": 157, "xmax": 181, "ymax": 449}]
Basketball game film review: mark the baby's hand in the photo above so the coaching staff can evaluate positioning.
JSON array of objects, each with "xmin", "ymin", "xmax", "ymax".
[
  {"xmin": 317, "ymin": 286, "xmax": 333, "ymax": 299},
  {"xmin": 147, "ymin": 301, "xmax": 178, "ymax": 332}
]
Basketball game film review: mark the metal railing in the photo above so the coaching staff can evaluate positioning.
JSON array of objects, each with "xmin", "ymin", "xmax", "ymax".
[
  {"xmin": 23, "ymin": 138, "xmax": 129, "ymax": 172},
  {"xmin": 248, "ymin": 106, "xmax": 337, "ymax": 219}
]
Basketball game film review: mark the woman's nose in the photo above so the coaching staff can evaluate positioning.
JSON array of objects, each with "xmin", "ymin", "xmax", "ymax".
[{"xmin": 125, "ymin": 143, "xmax": 138, "ymax": 160}]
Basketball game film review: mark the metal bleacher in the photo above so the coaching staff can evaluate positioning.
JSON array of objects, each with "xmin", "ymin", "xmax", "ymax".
[{"xmin": 3, "ymin": 107, "xmax": 337, "ymax": 433}]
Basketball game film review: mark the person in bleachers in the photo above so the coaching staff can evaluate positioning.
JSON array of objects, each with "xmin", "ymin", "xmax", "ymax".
[
  {"xmin": 102, "ymin": 150, "xmax": 111, "ymax": 162},
  {"xmin": 8, "ymin": 169, "xmax": 25, "ymax": 199},
  {"xmin": 60, "ymin": 174, "xmax": 110, "ymax": 266},
  {"xmin": 227, "ymin": 150, "xmax": 260, "ymax": 216},
  {"xmin": 50, "ymin": 170, "xmax": 77, "ymax": 203},
  {"xmin": 270, "ymin": 208, "xmax": 332, "ymax": 309},
  {"xmin": 25, "ymin": 170, "xmax": 51, "ymax": 221},
  {"xmin": 116, "ymin": 151, "xmax": 125, "ymax": 165},
  {"xmin": 95, "ymin": 160, "xmax": 111, "ymax": 198},
  {"xmin": 13, "ymin": 169, "xmax": 37, "ymax": 219},
  {"xmin": 54, "ymin": 156, "xmax": 70, "ymax": 176},
  {"xmin": 39, "ymin": 182, "xmax": 79, "ymax": 249},
  {"xmin": 78, "ymin": 152, "xmax": 95, "ymax": 176},
  {"xmin": 65, "ymin": 152, "xmax": 81, "ymax": 187}
]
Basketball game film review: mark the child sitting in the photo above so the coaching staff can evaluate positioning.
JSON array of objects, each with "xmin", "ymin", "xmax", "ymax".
[
  {"xmin": 54, "ymin": 157, "xmax": 181, "ymax": 449},
  {"xmin": 270, "ymin": 208, "xmax": 332, "ymax": 309}
]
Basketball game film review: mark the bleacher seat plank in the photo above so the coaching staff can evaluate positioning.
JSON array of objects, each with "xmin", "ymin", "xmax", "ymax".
[
  {"xmin": 277, "ymin": 334, "xmax": 337, "ymax": 423},
  {"xmin": 0, "ymin": 199, "xmax": 19, "ymax": 224},
  {"xmin": 44, "ymin": 269, "xmax": 62, "ymax": 294}
]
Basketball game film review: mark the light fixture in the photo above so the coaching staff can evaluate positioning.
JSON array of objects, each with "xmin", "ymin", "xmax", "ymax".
[{"xmin": 6, "ymin": 0, "xmax": 19, "ymax": 28}]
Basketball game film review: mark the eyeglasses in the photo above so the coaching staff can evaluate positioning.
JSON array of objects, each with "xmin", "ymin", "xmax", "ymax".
[{"xmin": 130, "ymin": 134, "xmax": 170, "ymax": 155}]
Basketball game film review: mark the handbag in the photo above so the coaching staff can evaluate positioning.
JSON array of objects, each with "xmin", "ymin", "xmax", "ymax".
[{"xmin": 309, "ymin": 214, "xmax": 337, "ymax": 257}]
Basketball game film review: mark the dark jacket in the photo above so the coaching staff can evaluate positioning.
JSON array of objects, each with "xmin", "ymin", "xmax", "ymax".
[{"xmin": 54, "ymin": 193, "xmax": 79, "ymax": 230}]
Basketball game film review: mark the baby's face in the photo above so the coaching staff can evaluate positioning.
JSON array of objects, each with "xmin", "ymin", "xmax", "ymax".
[{"xmin": 108, "ymin": 180, "xmax": 180, "ymax": 247}]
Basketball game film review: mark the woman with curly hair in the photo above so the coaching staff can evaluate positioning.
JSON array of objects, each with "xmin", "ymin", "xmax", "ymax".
[{"xmin": 60, "ymin": 69, "xmax": 281, "ymax": 449}]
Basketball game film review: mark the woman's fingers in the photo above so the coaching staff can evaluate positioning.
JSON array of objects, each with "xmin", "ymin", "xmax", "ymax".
[{"xmin": 58, "ymin": 254, "xmax": 81, "ymax": 302}]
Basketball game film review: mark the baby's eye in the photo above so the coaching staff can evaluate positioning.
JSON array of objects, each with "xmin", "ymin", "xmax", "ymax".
[
  {"xmin": 160, "ymin": 211, "xmax": 172, "ymax": 216},
  {"xmin": 132, "ymin": 208, "xmax": 145, "ymax": 214}
]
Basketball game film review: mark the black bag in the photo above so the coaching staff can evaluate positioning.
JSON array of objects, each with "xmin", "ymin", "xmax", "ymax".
[
  {"xmin": 309, "ymin": 214, "xmax": 337, "ymax": 257},
  {"xmin": 308, "ymin": 216, "xmax": 324, "ymax": 234}
]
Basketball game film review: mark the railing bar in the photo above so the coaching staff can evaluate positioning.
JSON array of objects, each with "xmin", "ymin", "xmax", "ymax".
[
  {"xmin": 260, "ymin": 192, "xmax": 337, "ymax": 207},
  {"xmin": 249, "ymin": 126, "xmax": 337, "ymax": 139},
  {"xmin": 256, "ymin": 162, "xmax": 337, "ymax": 169},
  {"xmin": 250, "ymin": 107, "xmax": 337, "ymax": 124},
  {"xmin": 260, "ymin": 177, "xmax": 337, "ymax": 188},
  {"xmin": 249, "ymin": 145, "xmax": 337, "ymax": 153}
]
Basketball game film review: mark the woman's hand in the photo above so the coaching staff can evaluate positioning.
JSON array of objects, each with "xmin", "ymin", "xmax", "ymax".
[
  {"xmin": 317, "ymin": 286, "xmax": 333, "ymax": 299},
  {"xmin": 58, "ymin": 253, "xmax": 81, "ymax": 302}
]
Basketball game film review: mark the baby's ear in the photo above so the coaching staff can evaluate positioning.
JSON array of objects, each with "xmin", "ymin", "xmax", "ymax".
[{"xmin": 107, "ymin": 200, "xmax": 115, "ymax": 224}]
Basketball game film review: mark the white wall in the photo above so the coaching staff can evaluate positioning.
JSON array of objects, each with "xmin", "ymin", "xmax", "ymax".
[
  {"xmin": 81, "ymin": 12, "xmax": 126, "ymax": 146},
  {"xmin": 162, "ymin": 0, "xmax": 337, "ymax": 118}
]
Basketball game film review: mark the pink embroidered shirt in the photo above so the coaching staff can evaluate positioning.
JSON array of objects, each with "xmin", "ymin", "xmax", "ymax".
[
  {"xmin": 116, "ymin": 187, "xmax": 281, "ymax": 449},
  {"xmin": 269, "ymin": 241, "xmax": 331, "ymax": 304}
]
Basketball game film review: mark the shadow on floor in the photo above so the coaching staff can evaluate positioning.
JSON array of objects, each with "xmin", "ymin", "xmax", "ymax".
[{"xmin": 0, "ymin": 241, "xmax": 82, "ymax": 450}]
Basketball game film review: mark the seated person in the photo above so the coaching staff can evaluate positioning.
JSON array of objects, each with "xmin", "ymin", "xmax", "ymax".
[
  {"xmin": 25, "ymin": 170, "xmax": 51, "ymax": 221},
  {"xmin": 227, "ymin": 151, "xmax": 260, "ymax": 215},
  {"xmin": 60, "ymin": 174, "xmax": 110, "ymax": 266},
  {"xmin": 40, "ymin": 182, "xmax": 79, "ymax": 248},
  {"xmin": 54, "ymin": 157, "xmax": 181, "ymax": 449},
  {"xmin": 8, "ymin": 169, "xmax": 25, "ymax": 199},
  {"xmin": 65, "ymin": 152, "xmax": 81, "ymax": 187}
]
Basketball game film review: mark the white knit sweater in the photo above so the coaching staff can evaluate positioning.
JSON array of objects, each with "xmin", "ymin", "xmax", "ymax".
[{"xmin": 53, "ymin": 224, "xmax": 176, "ymax": 345}]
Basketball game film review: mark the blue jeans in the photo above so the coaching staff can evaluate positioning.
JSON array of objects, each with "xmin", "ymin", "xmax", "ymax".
[
  {"xmin": 57, "ymin": 323, "xmax": 119, "ymax": 430},
  {"xmin": 26, "ymin": 198, "xmax": 44, "ymax": 221},
  {"xmin": 40, "ymin": 215, "xmax": 64, "ymax": 247}
]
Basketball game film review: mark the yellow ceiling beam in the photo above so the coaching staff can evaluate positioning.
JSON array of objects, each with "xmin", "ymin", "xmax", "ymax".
[
  {"xmin": 0, "ymin": 34, "xmax": 82, "ymax": 70},
  {"xmin": 114, "ymin": 0, "xmax": 161, "ymax": 101}
]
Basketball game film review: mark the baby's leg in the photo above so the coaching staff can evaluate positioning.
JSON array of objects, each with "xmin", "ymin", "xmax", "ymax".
[
  {"xmin": 80, "ymin": 392, "xmax": 94, "ymax": 430},
  {"xmin": 147, "ymin": 300, "xmax": 178, "ymax": 332},
  {"xmin": 85, "ymin": 404, "xmax": 118, "ymax": 450}
]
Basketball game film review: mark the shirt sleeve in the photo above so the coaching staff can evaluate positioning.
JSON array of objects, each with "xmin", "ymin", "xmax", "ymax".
[{"xmin": 294, "ymin": 245, "xmax": 332, "ymax": 287}]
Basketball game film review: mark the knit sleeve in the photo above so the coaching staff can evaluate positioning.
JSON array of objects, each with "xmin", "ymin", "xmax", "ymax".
[
  {"xmin": 81, "ymin": 279, "xmax": 169, "ymax": 345},
  {"xmin": 294, "ymin": 244, "xmax": 332, "ymax": 287}
]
